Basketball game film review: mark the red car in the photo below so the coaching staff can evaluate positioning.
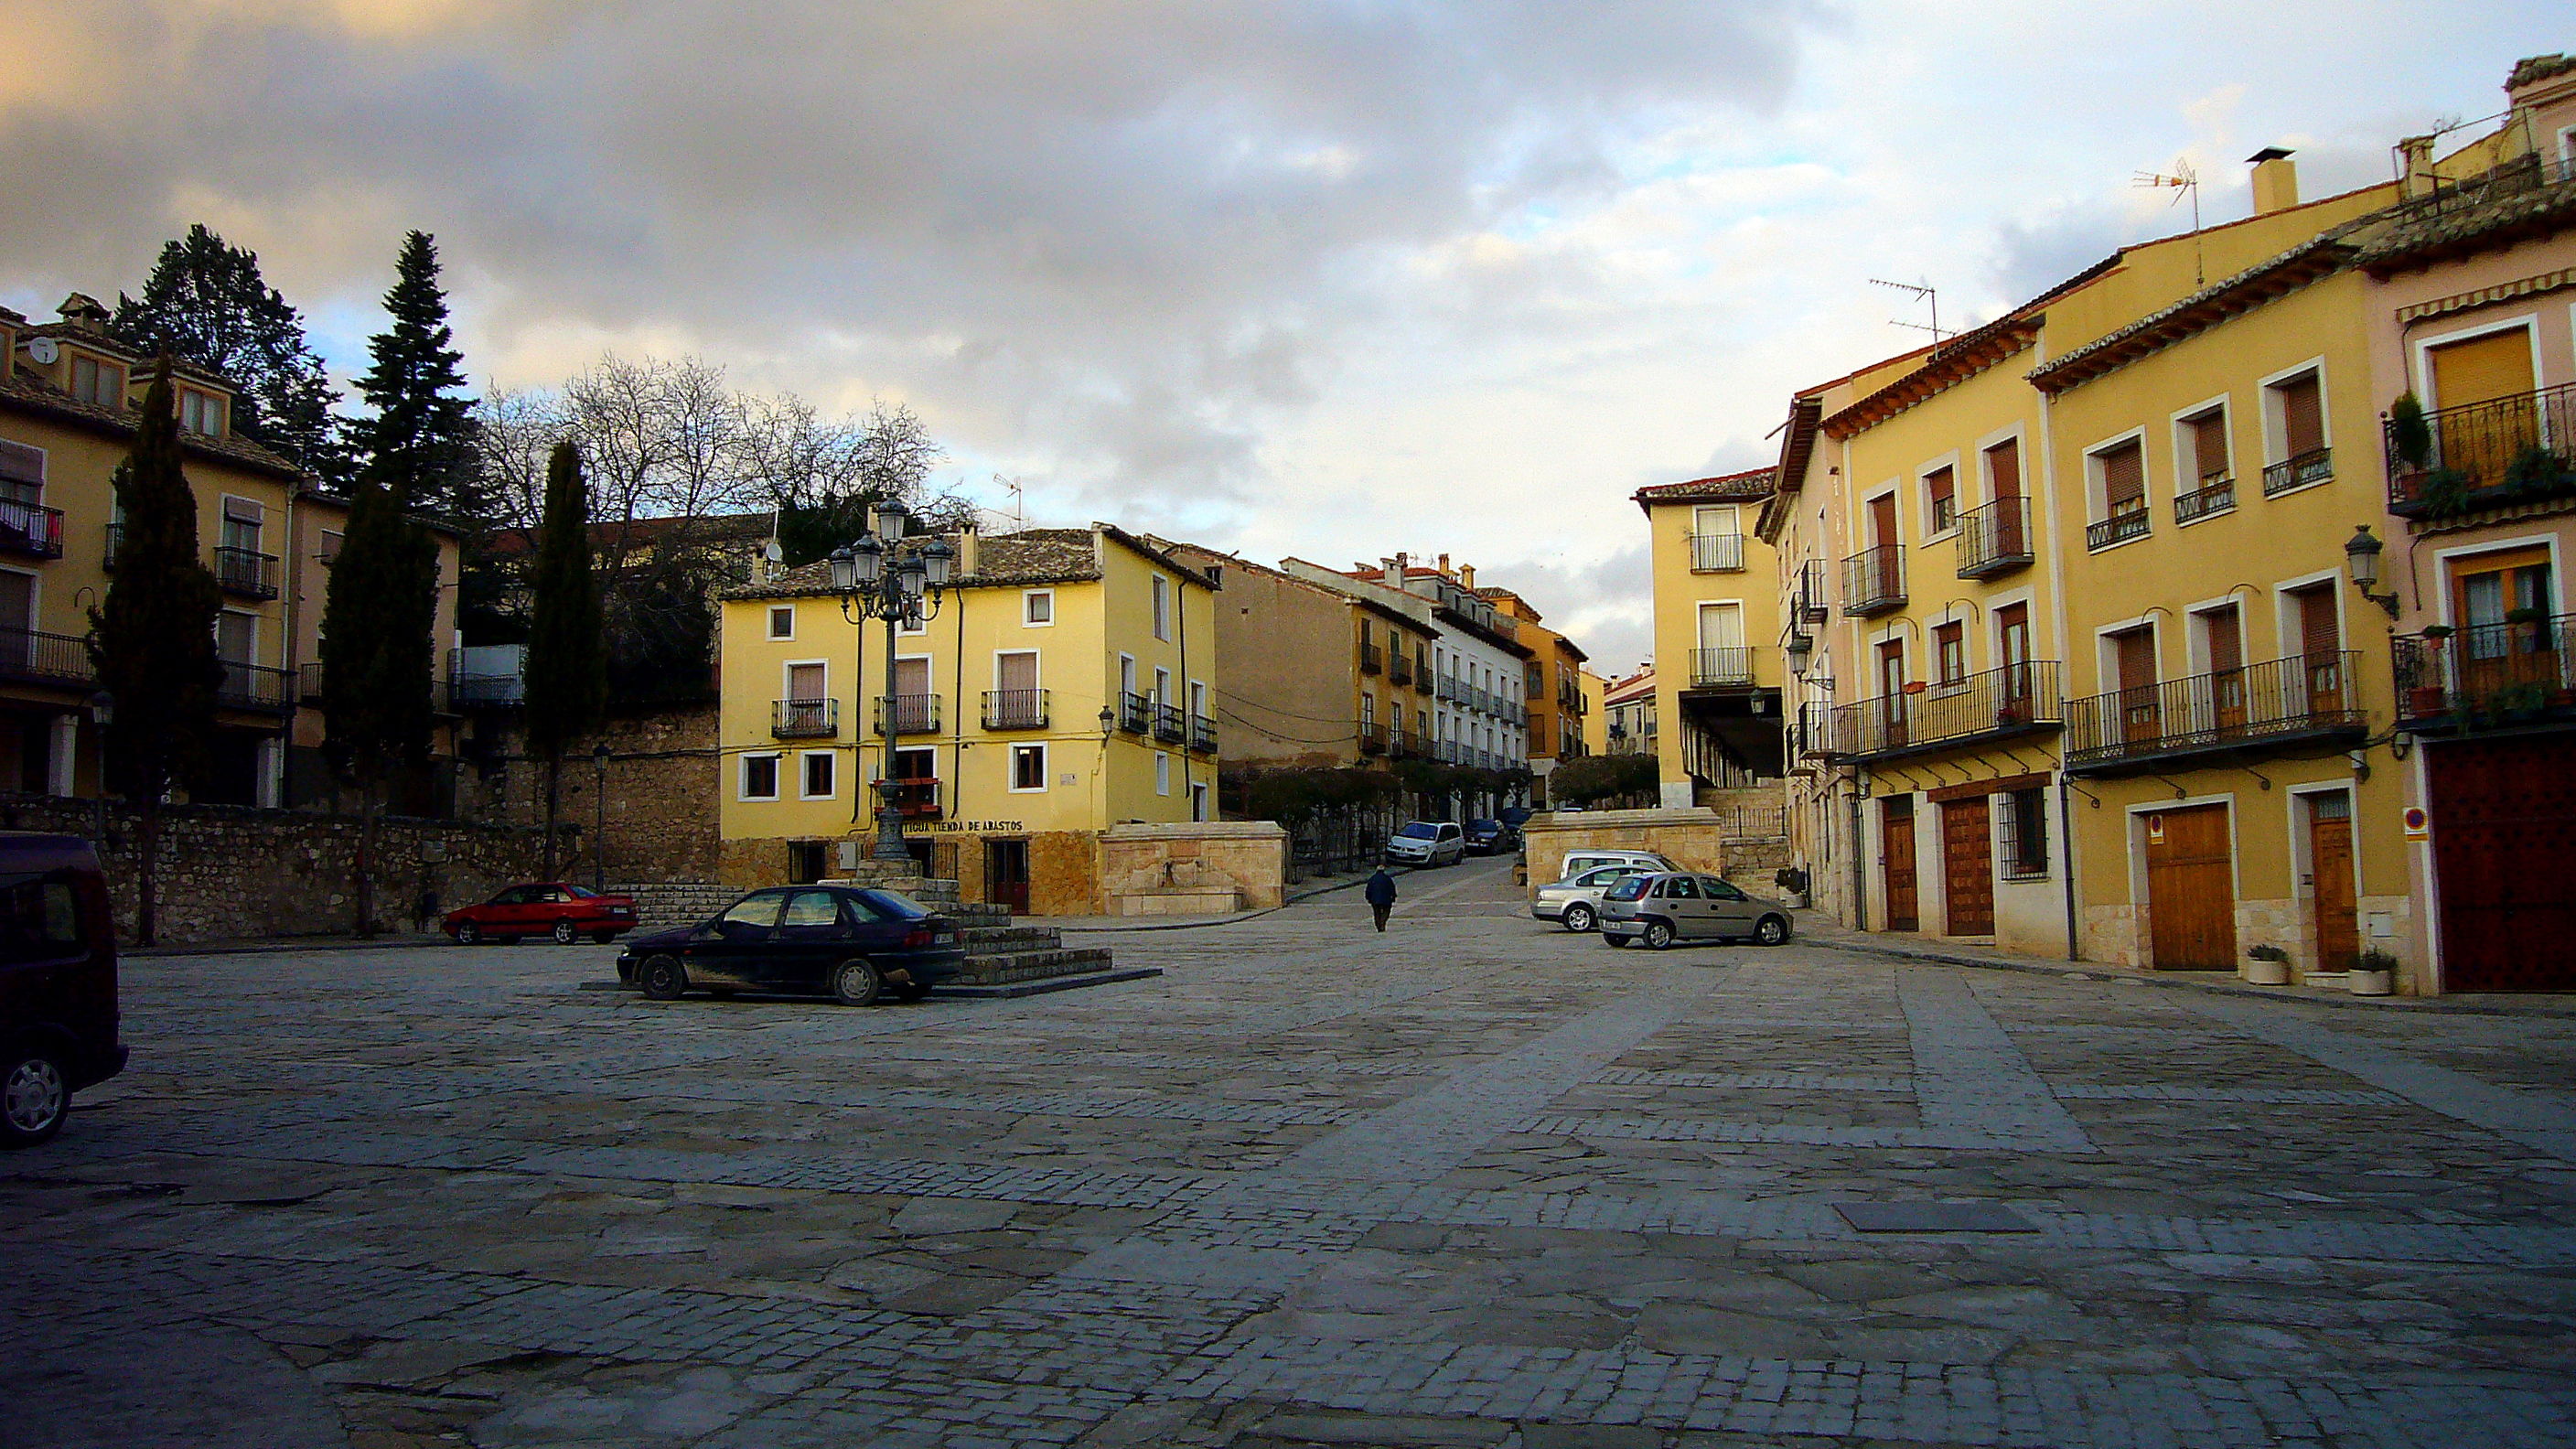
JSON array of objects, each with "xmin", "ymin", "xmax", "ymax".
[{"xmin": 445, "ymin": 883, "xmax": 639, "ymax": 945}]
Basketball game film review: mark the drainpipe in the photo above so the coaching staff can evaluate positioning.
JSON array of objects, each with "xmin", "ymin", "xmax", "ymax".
[
  {"xmin": 2057, "ymin": 776, "xmax": 2082, "ymax": 961},
  {"xmin": 1847, "ymin": 771, "xmax": 1867, "ymax": 931},
  {"xmin": 1176, "ymin": 564, "xmax": 1191, "ymax": 819}
]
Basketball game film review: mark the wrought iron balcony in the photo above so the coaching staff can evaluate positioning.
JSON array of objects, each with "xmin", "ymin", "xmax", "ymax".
[
  {"xmin": 1388, "ymin": 652, "xmax": 1412, "ymax": 684},
  {"xmin": 873, "ymin": 692, "xmax": 940, "ymax": 736},
  {"xmin": 1689, "ymin": 646, "xmax": 1756, "ymax": 690},
  {"xmin": 982, "ymin": 688, "xmax": 1048, "ymax": 730},
  {"xmin": 1688, "ymin": 531, "xmax": 1745, "ymax": 573},
  {"xmin": 0, "ymin": 499, "xmax": 64, "ymax": 559},
  {"xmin": 102, "ymin": 521, "xmax": 121, "ymax": 569},
  {"xmin": 1823, "ymin": 662, "xmax": 2060, "ymax": 764},
  {"xmin": 1153, "ymin": 702, "xmax": 1185, "ymax": 744},
  {"xmin": 1191, "ymin": 714, "xmax": 1217, "ymax": 753},
  {"xmin": 218, "ymin": 660, "xmax": 295, "ymax": 714},
  {"xmin": 1358, "ymin": 720, "xmax": 1385, "ymax": 755},
  {"xmin": 879, "ymin": 777, "xmax": 941, "ymax": 820},
  {"xmin": 2066, "ymin": 651, "xmax": 2362, "ymax": 775},
  {"xmin": 0, "ymin": 627, "xmax": 97, "ymax": 688},
  {"xmin": 1841, "ymin": 544, "xmax": 1905, "ymax": 617},
  {"xmin": 773, "ymin": 697, "xmax": 838, "ymax": 737},
  {"xmin": 1796, "ymin": 560, "xmax": 1830, "ymax": 623},
  {"xmin": 1119, "ymin": 691, "xmax": 1153, "ymax": 733},
  {"xmin": 1954, "ymin": 498, "xmax": 2032, "ymax": 578},
  {"xmin": 2387, "ymin": 381, "xmax": 2576, "ymax": 520},
  {"xmin": 2393, "ymin": 613, "xmax": 2576, "ymax": 729},
  {"xmin": 2086, "ymin": 502, "xmax": 2150, "ymax": 552},
  {"xmin": 299, "ymin": 660, "xmax": 326, "ymax": 704},
  {"xmin": 1359, "ymin": 641, "xmax": 1382, "ymax": 674},
  {"xmin": 2174, "ymin": 472, "xmax": 2236, "ymax": 524},
  {"xmin": 215, "ymin": 545, "xmax": 280, "ymax": 599},
  {"xmin": 2260, "ymin": 446, "xmax": 2332, "ymax": 497}
]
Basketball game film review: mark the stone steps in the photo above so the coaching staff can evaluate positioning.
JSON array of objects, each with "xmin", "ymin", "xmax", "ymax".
[
  {"xmin": 953, "ymin": 947, "xmax": 1117, "ymax": 985},
  {"xmin": 960, "ymin": 925, "xmax": 1063, "ymax": 951}
]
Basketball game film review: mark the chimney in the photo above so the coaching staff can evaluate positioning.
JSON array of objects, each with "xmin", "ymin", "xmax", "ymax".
[
  {"xmin": 2247, "ymin": 147, "xmax": 2299, "ymax": 216},
  {"xmin": 958, "ymin": 521, "xmax": 980, "ymax": 577},
  {"xmin": 1459, "ymin": 564, "xmax": 1476, "ymax": 590},
  {"xmin": 1436, "ymin": 553, "xmax": 1450, "ymax": 575},
  {"xmin": 55, "ymin": 293, "xmax": 110, "ymax": 333},
  {"xmin": 1385, "ymin": 552, "xmax": 1407, "ymax": 586},
  {"xmin": 2395, "ymin": 134, "xmax": 2437, "ymax": 201}
]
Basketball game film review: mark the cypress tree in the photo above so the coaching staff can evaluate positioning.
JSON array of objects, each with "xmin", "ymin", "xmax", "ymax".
[
  {"xmin": 87, "ymin": 362, "xmax": 225, "ymax": 946},
  {"xmin": 346, "ymin": 231, "xmax": 477, "ymax": 516},
  {"xmin": 523, "ymin": 442, "xmax": 606, "ymax": 878}
]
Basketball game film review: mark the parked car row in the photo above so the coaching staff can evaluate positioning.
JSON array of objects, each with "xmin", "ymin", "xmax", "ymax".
[
  {"xmin": 443, "ymin": 883, "xmax": 639, "ymax": 945},
  {"xmin": 1530, "ymin": 851, "xmax": 1795, "ymax": 949}
]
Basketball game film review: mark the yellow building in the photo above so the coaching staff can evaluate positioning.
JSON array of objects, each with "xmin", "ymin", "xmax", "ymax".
[
  {"xmin": 1635, "ymin": 469, "xmax": 1787, "ymax": 801},
  {"xmin": 1578, "ymin": 666, "xmax": 1611, "ymax": 757},
  {"xmin": 717, "ymin": 524, "xmax": 1219, "ymax": 913},
  {"xmin": 1601, "ymin": 667, "xmax": 1655, "ymax": 757}
]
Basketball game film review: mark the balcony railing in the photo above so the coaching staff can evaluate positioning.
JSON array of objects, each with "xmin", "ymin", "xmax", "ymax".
[
  {"xmin": 874, "ymin": 693, "xmax": 939, "ymax": 736},
  {"xmin": 2066, "ymin": 651, "xmax": 2362, "ymax": 774},
  {"xmin": 299, "ymin": 660, "xmax": 326, "ymax": 704},
  {"xmin": 879, "ymin": 777, "xmax": 941, "ymax": 820},
  {"xmin": 1690, "ymin": 647, "xmax": 1756, "ymax": 689},
  {"xmin": 1154, "ymin": 702, "xmax": 1186, "ymax": 744},
  {"xmin": 1796, "ymin": 560, "xmax": 1830, "ymax": 623},
  {"xmin": 1190, "ymin": 714, "xmax": 1217, "ymax": 753},
  {"xmin": 2393, "ymin": 613, "xmax": 2576, "ymax": 727},
  {"xmin": 2087, "ymin": 501, "xmax": 2150, "ymax": 552},
  {"xmin": 1689, "ymin": 531, "xmax": 1745, "ymax": 573},
  {"xmin": 102, "ymin": 521, "xmax": 121, "ymax": 569},
  {"xmin": 773, "ymin": 697, "xmax": 838, "ymax": 737},
  {"xmin": 2387, "ymin": 380, "xmax": 2576, "ymax": 520},
  {"xmin": 2260, "ymin": 446, "xmax": 2332, "ymax": 497},
  {"xmin": 1954, "ymin": 498, "xmax": 2032, "ymax": 579},
  {"xmin": 1119, "ymin": 691, "xmax": 1153, "ymax": 733},
  {"xmin": 1359, "ymin": 641, "xmax": 1382, "ymax": 674},
  {"xmin": 2174, "ymin": 473, "xmax": 2236, "ymax": 524},
  {"xmin": 1359, "ymin": 720, "xmax": 1385, "ymax": 755},
  {"xmin": 982, "ymin": 688, "xmax": 1048, "ymax": 730},
  {"xmin": 215, "ymin": 545, "xmax": 281, "ymax": 600},
  {"xmin": 219, "ymin": 660, "xmax": 295, "ymax": 714},
  {"xmin": 1841, "ymin": 544, "xmax": 1905, "ymax": 617},
  {"xmin": 1823, "ymin": 661, "xmax": 2061, "ymax": 763},
  {"xmin": 1388, "ymin": 652, "xmax": 1412, "ymax": 684},
  {"xmin": 0, "ymin": 627, "xmax": 97, "ymax": 688},
  {"xmin": 0, "ymin": 499, "xmax": 64, "ymax": 559}
]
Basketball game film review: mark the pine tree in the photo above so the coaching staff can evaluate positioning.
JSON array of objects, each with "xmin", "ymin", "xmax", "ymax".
[
  {"xmin": 87, "ymin": 363, "xmax": 225, "ymax": 946},
  {"xmin": 109, "ymin": 224, "xmax": 346, "ymax": 484},
  {"xmin": 346, "ymin": 231, "xmax": 477, "ymax": 516},
  {"xmin": 522, "ymin": 442, "xmax": 606, "ymax": 878}
]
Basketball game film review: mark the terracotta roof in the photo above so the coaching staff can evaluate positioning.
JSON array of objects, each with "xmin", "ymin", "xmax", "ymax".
[
  {"xmin": 0, "ymin": 304, "xmax": 24, "ymax": 327},
  {"xmin": 2508, "ymin": 53, "xmax": 2573, "ymax": 91},
  {"xmin": 0, "ymin": 368, "xmax": 304, "ymax": 481},
  {"xmin": 2356, "ymin": 158, "xmax": 2576, "ymax": 278},
  {"xmin": 487, "ymin": 510, "xmax": 778, "ymax": 560},
  {"xmin": 2026, "ymin": 234, "xmax": 2359, "ymax": 395},
  {"xmin": 1147, "ymin": 537, "xmax": 1421, "ymax": 631},
  {"xmin": 1756, "ymin": 394, "xmax": 1826, "ymax": 542},
  {"xmin": 1822, "ymin": 317, "xmax": 2043, "ymax": 439},
  {"xmin": 726, "ymin": 527, "xmax": 1106, "ymax": 600},
  {"xmin": 1631, "ymin": 467, "xmax": 1775, "ymax": 511}
]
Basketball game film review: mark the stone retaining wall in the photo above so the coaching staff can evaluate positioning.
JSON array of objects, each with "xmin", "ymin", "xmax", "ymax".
[{"xmin": 0, "ymin": 792, "xmax": 563, "ymax": 944}]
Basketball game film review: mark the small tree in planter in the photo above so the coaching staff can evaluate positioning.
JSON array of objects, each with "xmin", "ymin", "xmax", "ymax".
[
  {"xmin": 2244, "ymin": 942, "xmax": 2291, "ymax": 986},
  {"xmin": 2348, "ymin": 948, "xmax": 2399, "ymax": 996}
]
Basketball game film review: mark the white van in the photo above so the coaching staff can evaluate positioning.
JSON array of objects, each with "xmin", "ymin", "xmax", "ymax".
[
  {"xmin": 1557, "ymin": 848, "xmax": 1677, "ymax": 879},
  {"xmin": 1385, "ymin": 821, "xmax": 1466, "ymax": 867}
]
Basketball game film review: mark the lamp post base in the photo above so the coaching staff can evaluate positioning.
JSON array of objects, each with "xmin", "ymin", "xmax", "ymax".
[{"xmin": 869, "ymin": 803, "xmax": 913, "ymax": 866}]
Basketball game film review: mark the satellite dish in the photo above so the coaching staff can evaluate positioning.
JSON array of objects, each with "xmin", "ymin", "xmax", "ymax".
[
  {"xmin": 763, "ymin": 539, "xmax": 783, "ymax": 564},
  {"xmin": 25, "ymin": 338, "xmax": 59, "ymax": 365}
]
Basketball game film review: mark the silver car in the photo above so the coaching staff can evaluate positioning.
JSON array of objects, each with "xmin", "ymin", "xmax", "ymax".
[
  {"xmin": 1384, "ymin": 821, "xmax": 1465, "ymax": 867},
  {"xmin": 1531, "ymin": 864, "xmax": 1654, "ymax": 933},
  {"xmin": 1598, "ymin": 871, "xmax": 1793, "ymax": 950}
]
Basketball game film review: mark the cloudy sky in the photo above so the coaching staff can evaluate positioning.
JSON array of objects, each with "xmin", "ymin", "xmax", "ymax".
[{"xmin": 2, "ymin": 2, "xmax": 2560, "ymax": 668}]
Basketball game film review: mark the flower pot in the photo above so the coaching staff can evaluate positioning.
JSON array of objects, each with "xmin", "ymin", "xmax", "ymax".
[
  {"xmin": 2348, "ymin": 967, "xmax": 2394, "ymax": 996},
  {"xmin": 2408, "ymin": 685, "xmax": 2449, "ymax": 715},
  {"xmin": 2244, "ymin": 959, "xmax": 2291, "ymax": 986}
]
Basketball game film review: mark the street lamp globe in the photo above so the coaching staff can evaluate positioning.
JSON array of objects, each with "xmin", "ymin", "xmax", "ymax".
[
  {"xmin": 2344, "ymin": 524, "xmax": 2384, "ymax": 592},
  {"xmin": 920, "ymin": 538, "xmax": 957, "ymax": 586},
  {"xmin": 870, "ymin": 497, "xmax": 911, "ymax": 542},
  {"xmin": 850, "ymin": 533, "xmax": 883, "ymax": 585},
  {"xmin": 827, "ymin": 544, "xmax": 858, "ymax": 593}
]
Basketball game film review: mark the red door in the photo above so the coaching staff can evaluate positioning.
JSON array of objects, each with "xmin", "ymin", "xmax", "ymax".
[
  {"xmin": 1882, "ymin": 796, "xmax": 1919, "ymax": 932},
  {"xmin": 2429, "ymin": 735, "xmax": 2576, "ymax": 990}
]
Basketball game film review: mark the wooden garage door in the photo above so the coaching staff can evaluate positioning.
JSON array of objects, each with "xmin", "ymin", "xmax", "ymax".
[
  {"xmin": 1941, "ymin": 796, "xmax": 1995, "ymax": 937},
  {"xmin": 2144, "ymin": 803, "xmax": 2235, "ymax": 970},
  {"xmin": 1882, "ymin": 796, "xmax": 1919, "ymax": 932},
  {"xmin": 2429, "ymin": 735, "xmax": 2576, "ymax": 991}
]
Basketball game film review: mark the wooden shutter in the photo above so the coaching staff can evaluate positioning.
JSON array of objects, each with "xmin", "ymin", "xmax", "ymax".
[
  {"xmin": 1879, "ymin": 639, "xmax": 1905, "ymax": 697},
  {"xmin": 2280, "ymin": 374, "xmax": 2324, "ymax": 456},
  {"xmin": 2190, "ymin": 413, "xmax": 2228, "ymax": 481},
  {"xmin": 1997, "ymin": 603, "xmax": 2030, "ymax": 667},
  {"xmin": 2116, "ymin": 628, "xmax": 2155, "ymax": 691},
  {"xmin": 2429, "ymin": 329, "xmax": 2535, "ymax": 410},
  {"xmin": 896, "ymin": 657, "xmax": 930, "ymax": 696},
  {"xmin": 1925, "ymin": 467, "xmax": 1955, "ymax": 528},
  {"xmin": 1985, "ymin": 438, "xmax": 2021, "ymax": 499},
  {"xmin": 2205, "ymin": 607, "xmax": 2242, "ymax": 674},
  {"xmin": 1870, "ymin": 493, "xmax": 1898, "ymax": 549},
  {"xmin": 2296, "ymin": 585, "xmax": 2338, "ymax": 657},
  {"xmin": 997, "ymin": 652, "xmax": 1037, "ymax": 692},
  {"xmin": 0, "ymin": 571, "xmax": 29, "ymax": 634},
  {"xmin": 787, "ymin": 662, "xmax": 825, "ymax": 701},
  {"xmin": 1934, "ymin": 621, "xmax": 1964, "ymax": 683},
  {"xmin": 2103, "ymin": 442, "xmax": 2144, "ymax": 510}
]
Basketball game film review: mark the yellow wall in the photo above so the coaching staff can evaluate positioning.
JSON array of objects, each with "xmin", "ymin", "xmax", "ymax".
[{"xmin": 1647, "ymin": 495, "xmax": 1784, "ymax": 789}]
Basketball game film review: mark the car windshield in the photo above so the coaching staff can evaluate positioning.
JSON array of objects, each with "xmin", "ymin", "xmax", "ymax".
[
  {"xmin": 1467, "ymin": 820, "xmax": 1497, "ymax": 831},
  {"xmin": 1396, "ymin": 822, "xmax": 1439, "ymax": 840},
  {"xmin": 1605, "ymin": 876, "xmax": 1652, "ymax": 901},
  {"xmin": 566, "ymin": 885, "xmax": 597, "ymax": 898}
]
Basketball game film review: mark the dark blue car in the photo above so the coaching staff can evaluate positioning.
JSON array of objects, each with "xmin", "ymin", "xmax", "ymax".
[{"xmin": 617, "ymin": 885, "xmax": 966, "ymax": 1006}]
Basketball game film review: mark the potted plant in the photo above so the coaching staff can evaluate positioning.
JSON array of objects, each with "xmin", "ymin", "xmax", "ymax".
[
  {"xmin": 2245, "ymin": 943, "xmax": 2291, "ymax": 986},
  {"xmin": 2421, "ymin": 624, "xmax": 2453, "ymax": 644},
  {"xmin": 1996, "ymin": 702, "xmax": 2031, "ymax": 726},
  {"xmin": 2348, "ymin": 948, "xmax": 2399, "ymax": 996},
  {"xmin": 2388, "ymin": 392, "xmax": 2431, "ymax": 471}
]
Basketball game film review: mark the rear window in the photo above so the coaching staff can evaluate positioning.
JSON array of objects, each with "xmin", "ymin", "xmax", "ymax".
[
  {"xmin": 1397, "ymin": 822, "xmax": 1438, "ymax": 839},
  {"xmin": 1604, "ymin": 875, "xmax": 1651, "ymax": 901},
  {"xmin": 861, "ymin": 890, "xmax": 932, "ymax": 919},
  {"xmin": 0, "ymin": 873, "xmax": 82, "ymax": 963}
]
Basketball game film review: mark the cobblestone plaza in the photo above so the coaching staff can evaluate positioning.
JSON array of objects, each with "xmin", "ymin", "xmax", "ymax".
[{"xmin": 5, "ymin": 857, "xmax": 2572, "ymax": 1447}]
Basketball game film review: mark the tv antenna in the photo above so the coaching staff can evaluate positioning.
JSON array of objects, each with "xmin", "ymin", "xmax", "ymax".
[
  {"xmin": 1870, "ymin": 278, "xmax": 1946, "ymax": 344},
  {"xmin": 2133, "ymin": 158, "xmax": 2204, "ymax": 286},
  {"xmin": 997, "ymin": 474, "xmax": 1025, "ymax": 532}
]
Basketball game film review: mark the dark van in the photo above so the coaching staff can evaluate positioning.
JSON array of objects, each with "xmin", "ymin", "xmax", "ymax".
[{"xmin": 0, "ymin": 833, "xmax": 125, "ymax": 1147}]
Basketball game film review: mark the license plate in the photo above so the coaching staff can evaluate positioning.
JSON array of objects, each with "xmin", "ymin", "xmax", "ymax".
[{"xmin": 933, "ymin": 933, "xmax": 954, "ymax": 944}]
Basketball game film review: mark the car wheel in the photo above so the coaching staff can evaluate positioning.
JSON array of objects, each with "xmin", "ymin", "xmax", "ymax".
[
  {"xmin": 832, "ymin": 960, "xmax": 883, "ymax": 1007},
  {"xmin": 638, "ymin": 955, "xmax": 687, "ymax": 1001},
  {"xmin": 2, "ymin": 1046, "xmax": 70, "ymax": 1148},
  {"xmin": 552, "ymin": 920, "xmax": 580, "ymax": 945},
  {"xmin": 1642, "ymin": 919, "xmax": 1676, "ymax": 950},
  {"xmin": 1562, "ymin": 903, "xmax": 1596, "ymax": 933},
  {"xmin": 455, "ymin": 920, "xmax": 479, "ymax": 945},
  {"xmin": 593, "ymin": 930, "xmax": 618, "ymax": 945},
  {"xmin": 1755, "ymin": 914, "xmax": 1790, "ymax": 947}
]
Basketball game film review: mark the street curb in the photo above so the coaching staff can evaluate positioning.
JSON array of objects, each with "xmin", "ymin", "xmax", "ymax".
[
  {"xmin": 1815, "ymin": 929, "xmax": 2576, "ymax": 1020},
  {"xmin": 575, "ymin": 966, "xmax": 1167, "ymax": 1001}
]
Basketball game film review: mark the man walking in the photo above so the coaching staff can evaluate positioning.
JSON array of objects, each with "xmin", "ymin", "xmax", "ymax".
[{"xmin": 1365, "ymin": 866, "xmax": 1398, "ymax": 932}]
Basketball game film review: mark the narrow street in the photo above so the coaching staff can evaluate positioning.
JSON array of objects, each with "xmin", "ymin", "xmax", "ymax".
[{"xmin": 5, "ymin": 855, "xmax": 2572, "ymax": 1447}]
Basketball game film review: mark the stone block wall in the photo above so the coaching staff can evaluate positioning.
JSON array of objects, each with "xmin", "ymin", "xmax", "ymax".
[
  {"xmin": 1522, "ymin": 807, "xmax": 1730, "ymax": 894},
  {"xmin": 0, "ymin": 792, "xmax": 561, "ymax": 945},
  {"xmin": 1100, "ymin": 821, "xmax": 1289, "ymax": 915},
  {"xmin": 454, "ymin": 704, "xmax": 723, "ymax": 886}
]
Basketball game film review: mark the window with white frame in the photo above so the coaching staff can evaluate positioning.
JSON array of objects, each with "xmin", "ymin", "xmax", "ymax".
[
  {"xmin": 741, "ymin": 752, "xmax": 781, "ymax": 800},
  {"xmin": 1010, "ymin": 743, "xmax": 1046, "ymax": 791},
  {"xmin": 69, "ymin": 354, "xmax": 122, "ymax": 408},
  {"xmin": 1151, "ymin": 574, "xmax": 1171, "ymax": 640},
  {"xmin": 1154, "ymin": 752, "xmax": 1171, "ymax": 795},
  {"xmin": 1024, "ymin": 589, "xmax": 1054, "ymax": 626},
  {"xmin": 800, "ymin": 750, "xmax": 835, "ymax": 800},
  {"xmin": 2261, "ymin": 367, "xmax": 2331, "ymax": 494},
  {"xmin": 1922, "ymin": 464, "xmax": 1958, "ymax": 536},
  {"xmin": 767, "ymin": 605, "xmax": 795, "ymax": 639},
  {"xmin": 178, "ymin": 388, "xmax": 227, "ymax": 437}
]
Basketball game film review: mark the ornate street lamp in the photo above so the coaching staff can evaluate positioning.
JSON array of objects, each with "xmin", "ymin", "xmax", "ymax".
[
  {"xmin": 2345, "ymin": 524, "xmax": 2400, "ymax": 619},
  {"xmin": 827, "ymin": 504, "xmax": 959, "ymax": 866}
]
